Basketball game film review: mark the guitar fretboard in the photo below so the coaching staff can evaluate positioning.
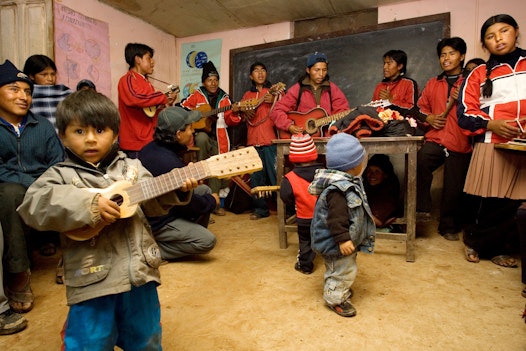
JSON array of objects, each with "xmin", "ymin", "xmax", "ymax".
[
  {"xmin": 125, "ymin": 162, "xmax": 209, "ymax": 205},
  {"xmin": 202, "ymin": 105, "xmax": 231, "ymax": 118},
  {"xmin": 314, "ymin": 109, "xmax": 354, "ymax": 128}
]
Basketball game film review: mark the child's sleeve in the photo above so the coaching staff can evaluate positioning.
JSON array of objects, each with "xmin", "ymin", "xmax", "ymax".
[
  {"xmin": 279, "ymin": 176, "xmax": 295, "ymax": 206},
  {"xmin": 326, "ymin": 190, "xmax": 352, "ymax": 244},
  {"xmin": 17, "ymin": 167, "xmax": 102, "ymax": 233}
]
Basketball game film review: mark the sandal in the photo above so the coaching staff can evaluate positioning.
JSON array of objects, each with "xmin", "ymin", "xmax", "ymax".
[
  {"xmin": 521, "ymin": 287, "xmax": 526, "ymax": 298},
  {"xmin": 464, "ymin": 246, "xmax": 479, "ymax": 263},
  {"xmin": 5, "ymin": 271, "xmax": 34, "ymax": 313},
  {"xmin": 490, "ymin": 255, "xmax": 518, "ymax": 268},
  {"xmin": 56, "ymin": 257, "xmax": 64, "ymax": 285}
]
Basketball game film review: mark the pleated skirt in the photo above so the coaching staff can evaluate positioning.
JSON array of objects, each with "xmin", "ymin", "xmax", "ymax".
[{"xmin": 464, "ymin": 142, "xmax": 526, "ymax": 199}]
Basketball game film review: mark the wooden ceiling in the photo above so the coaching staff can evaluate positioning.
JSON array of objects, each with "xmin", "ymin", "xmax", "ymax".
[{"xmin": 98, "ymin": 0, "xmax": 403, "ymax": 38}]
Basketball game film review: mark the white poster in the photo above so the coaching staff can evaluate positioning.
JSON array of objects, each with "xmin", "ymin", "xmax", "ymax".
[{"xmin": 180, "ymin": 39, "xmax": 222, "ymax": 98}]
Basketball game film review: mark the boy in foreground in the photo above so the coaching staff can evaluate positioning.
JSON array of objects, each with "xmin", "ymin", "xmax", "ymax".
[
  {"xmin": 308, "ymin": 133, "xmax": 375, "ymax": 317},
  {"xmin": 18, "ymin": 89, "xmax": 196, "ymax": 349}
]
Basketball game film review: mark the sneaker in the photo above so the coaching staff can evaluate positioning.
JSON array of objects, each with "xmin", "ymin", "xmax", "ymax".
[
  {"xmin": 327, "ymin": 300, "xmax": 357, "ymax": 317},
  {"xmin": 294, "ymin": 262, "xmax": 313, "ymax": 275},
  {"xmin": 416, "ymin": 212, "xmax": 432, "ymax": 223},
  {"xmin": 0, "ymin": 309, "xmax": 28, "ymax": 335}
]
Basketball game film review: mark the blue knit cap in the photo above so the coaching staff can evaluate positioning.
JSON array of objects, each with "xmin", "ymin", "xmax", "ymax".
[
  {"xmin": 0, "ymin": 60, "xmax": 33, "ymax": 91},
  {"xmin": 307, "ymin": 52, "xmax": 328, "ymax": 67},
  {"xmin": 326, "ymin": 133, "xmax": 365, "ymax": 171}
]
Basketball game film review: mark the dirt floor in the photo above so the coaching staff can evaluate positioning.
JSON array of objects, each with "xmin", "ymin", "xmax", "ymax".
[{"xmin": 1, "ymin": 206, "xmax": 525, "ymax": 350}]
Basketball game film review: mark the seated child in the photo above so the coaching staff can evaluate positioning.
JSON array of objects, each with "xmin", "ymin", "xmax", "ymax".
[
  {"xmin": 280, "ymin": 133, "xmax": 324, "ymax": 274},
  {"xmin": 309, "ymin": 133, "xmax": 375, "ymax": 317},
  {"xmin": 17, "ymin": 89, "xmax": 197, "ymax": 349},
  {"xmin": 363, "ymin": 154, "xmax": 401, "ymax": 229}
]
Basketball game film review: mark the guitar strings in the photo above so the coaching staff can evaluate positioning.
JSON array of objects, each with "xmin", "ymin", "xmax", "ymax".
[{"xmin": 125, "ymin": 162, "xmax": 207, "ymax": 205}]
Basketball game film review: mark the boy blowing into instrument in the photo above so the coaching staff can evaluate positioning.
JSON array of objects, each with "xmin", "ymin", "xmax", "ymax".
[{"xmin": 18, "ymin": 89, "xmax": 196, "ymax": 349}]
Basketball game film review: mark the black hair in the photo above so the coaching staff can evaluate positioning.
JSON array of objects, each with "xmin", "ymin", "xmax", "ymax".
[
  {"xmin": 383, "ymin": 50, "xmax": 407, "ymax": 75},
  {"xmin": 23, "ymin": 54, "xmax": 57, "ymax": 78},
  {"xmin": 124, "ymin": 43, "xmax": 154, "ymax": 70},
  {"xmin": 463, "ymin": 58, "xmax": 486, "ymax": 74},
  {"xmin": 480, "ymin": 14, "xmax": 519, "ymax": 97},
  {"xmin": 248, "ymin": 62, "xmax": 272, "ymax": 89},
  {"xmin": 366, "ymin": 154, "xmax": 396, "ymax": 178},
  {"xmin": 249, "ymin": 62, "xmax": 267, "ymax": 73},
  {"xmin": 76, "ymin": 79, "xmax": 97, "ymax": 91},
  {"xmin": 56, "ymin": 90, "xmax": 120, "ymax": 136},
  {"xmin": 465, "ymin": 58, "xmax": 486, "ymax": 68},
  {"xmin": 436, "ymin": 37, "xmax": 467, "ymax": 67}
]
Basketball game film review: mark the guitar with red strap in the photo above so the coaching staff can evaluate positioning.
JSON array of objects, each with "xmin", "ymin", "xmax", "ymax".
[
  {"xmin": 65, "ymin": 147, "xmax": 262, "ymax": 241},
  {"xmin": 278, "ymin": 99, "xmax": 390, "ymax": 139}
]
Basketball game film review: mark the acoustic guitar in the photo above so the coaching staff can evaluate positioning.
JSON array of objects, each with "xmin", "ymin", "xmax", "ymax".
[
  {"xmin": 65, "ymin": 146, "xmax": 263, "ymax": 241},
  {"xmin": 278, "ymin": 99, "xmax": 390, "ymax": 139},
  {"xmin": 191, "ymin": 98, "xmax": 259, "ymax": 132},
  {"xmin": 143, "ymin": 84, "xmax": 180, "ymax": 117},
  {"xmin": 192, "ymin": 82, "xmax": 286, "ymax": 132}
]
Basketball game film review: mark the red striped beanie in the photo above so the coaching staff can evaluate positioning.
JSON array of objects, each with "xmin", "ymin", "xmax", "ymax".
[{"xmin": 289, "ymin": 133, "xmax": 318, "ymax": 163}]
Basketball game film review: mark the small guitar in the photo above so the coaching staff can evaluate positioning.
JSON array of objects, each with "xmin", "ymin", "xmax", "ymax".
[
  {"xmin": 251, "ymin": 185, "xmax": 280, "ymax": 198},
  {"xmin": 253, "ymin": 82, "xmax": 286, "ymax": 109},
  {"xmin": 279, "ymin": 99, "xmax": 390, "ymax": 139},
  {"xmin": 143, "ymin": 84, "xmax": 180, "ymax": 117},
  {"xmin": 65, "ymin": 147, "xmax": 263, "ymax": 241},
  {"xmin": 191, "ymin": 98, "xmax": 260, "ymax": 132}
]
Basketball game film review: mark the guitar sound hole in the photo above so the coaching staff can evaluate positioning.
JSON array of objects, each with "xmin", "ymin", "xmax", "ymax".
[{"xmin": 110, "ymin": 194, "xmax": 124, "ymax": 206}]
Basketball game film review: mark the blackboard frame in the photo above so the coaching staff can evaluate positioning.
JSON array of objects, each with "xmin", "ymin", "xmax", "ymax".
[{"xmin": 229, "ymin": 13, "xmax": 450, "ymax": 106}]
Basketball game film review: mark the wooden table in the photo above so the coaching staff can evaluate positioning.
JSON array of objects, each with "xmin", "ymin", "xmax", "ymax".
[{"xmin": 274, "ymin": 136, "xmax": 424, "ymax": 262}]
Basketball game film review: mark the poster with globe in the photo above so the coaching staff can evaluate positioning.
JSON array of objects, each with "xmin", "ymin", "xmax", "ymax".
[{"xmin": 180, "ymin": 39, "xmax": 222, "ymax": 98}]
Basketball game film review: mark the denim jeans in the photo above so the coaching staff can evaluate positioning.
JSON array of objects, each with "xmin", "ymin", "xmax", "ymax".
[{"xmin": 322, "ymin": 252, "xmax": 357, "ymax": 306}]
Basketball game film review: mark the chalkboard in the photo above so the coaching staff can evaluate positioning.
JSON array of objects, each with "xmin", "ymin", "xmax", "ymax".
[{"xmin": 230, "ymin": 13, "xmax": 450, "ymax": 106}]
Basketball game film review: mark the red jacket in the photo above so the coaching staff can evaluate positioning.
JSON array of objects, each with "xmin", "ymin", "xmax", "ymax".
[
  {"xmin": 417, "ymin": 74, "xmax": 472, "ymax": 153},
  {"xmin": 117, "ymin": 70, "xmax": 168, "ymax": 151},
  {"xmin": 372, "ymin": 76, "xmax": 419, "ymax": 117},
  {"xmin": 284, "ymin": 171, "xmax": 317, "ymax": 219},
  {"xmin": 242, "ymin": 87, "xmax": 280, "ymax": 146},
  {"xmin": 180, "ymin": 86, "xmax": 242, "ymax": 153},
  {"xmin": 458, "ymin": 49, "xmax": 526, "ymax": 144},
  {"xmin": 270, "ymin": 80, "xmax": 349, "ymax": 133}
]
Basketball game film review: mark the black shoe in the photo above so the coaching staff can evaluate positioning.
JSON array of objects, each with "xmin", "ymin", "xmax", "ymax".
[
  {"xmin": 0, "ymin": 308, "xmax": 28, "ymax": 335},
  {"xmin": 416, "ymin": 212, "xmax": 432, "ymax": 223},
  {"xmin": 294, "ymin": 262, "xmax": 313, "ymax": 275},
  {"xmin": 327, "ymin": 300, "xmax": 357, "ymax": 317},
  {"xmin": 442, "ymin": 232, "xmax": 459, "ymax": 241}
]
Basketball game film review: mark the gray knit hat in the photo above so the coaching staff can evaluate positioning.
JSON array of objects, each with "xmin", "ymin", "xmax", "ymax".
[{"xmin": 326, "ymin": 133, "xmax": 365, "ymax": 171}]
